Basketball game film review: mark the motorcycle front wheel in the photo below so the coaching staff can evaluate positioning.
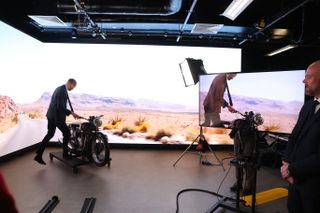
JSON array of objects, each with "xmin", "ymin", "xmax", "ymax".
[{"xmin": 90, "ymin": 133, "xmax": 110, "ymax": 167}]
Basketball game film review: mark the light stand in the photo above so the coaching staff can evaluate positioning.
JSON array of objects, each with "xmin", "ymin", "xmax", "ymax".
[{"xmin": 172, "ymin": 126, "xmax": 225, "ymax": 171}]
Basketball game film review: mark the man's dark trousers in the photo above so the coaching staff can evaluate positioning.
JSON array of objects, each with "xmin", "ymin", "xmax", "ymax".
[
  {"xmin": 287, "ymin": 178, "xmax": 320, "ymax": 213},
  {"xmin": 36, "ymin": 118, "xmax": 70, "ymax": 156}
]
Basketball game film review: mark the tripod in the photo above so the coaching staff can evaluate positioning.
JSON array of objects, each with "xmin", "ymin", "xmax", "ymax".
[{"xmin": 173, "ymin": 126, "xmax": 225, "ymax": 170}]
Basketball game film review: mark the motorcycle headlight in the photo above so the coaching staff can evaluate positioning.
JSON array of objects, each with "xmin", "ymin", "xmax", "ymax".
[
  {"xmin": 93, "ymin": 117, "xmax": 102, "ymax": 127},
  {"xmin": 254, "ymin": 113, "xmax": 264, "ymax": 126}
]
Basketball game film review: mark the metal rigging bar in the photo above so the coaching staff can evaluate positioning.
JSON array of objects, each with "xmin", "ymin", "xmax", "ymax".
[
  {"xmin": 239, "ymin": 0, "xmax": 312, "ymax": 45},
  {"xmin": 176, "ymin": 0, "xmax": 198, "ymax": 42},
  {"xmin": 72, "ymin": 0, "xmax": 106, "ymax": 39}
]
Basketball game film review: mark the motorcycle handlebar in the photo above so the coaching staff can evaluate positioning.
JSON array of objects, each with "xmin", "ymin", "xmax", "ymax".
[
  {"xmin": 78, "ymin": 115, "xmax": 104, "ymax": 120},
  {"xmin": 78, "ymin": 116, "xmax": 88, "ymax": 120}
]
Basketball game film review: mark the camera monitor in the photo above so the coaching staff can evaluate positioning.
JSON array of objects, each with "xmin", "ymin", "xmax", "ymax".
[{"xmin": 199, "ymin": 70, "xmax": 305, "ymax": 134}]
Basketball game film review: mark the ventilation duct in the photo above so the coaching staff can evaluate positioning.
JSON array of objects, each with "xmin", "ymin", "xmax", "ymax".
[{"xmin": 56, "ymin": 0, "xmax": 182, "ymax": 16}]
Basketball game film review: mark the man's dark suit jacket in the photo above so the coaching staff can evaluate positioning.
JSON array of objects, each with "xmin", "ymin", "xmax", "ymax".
[
  {"xmin": 46, "ymin": 85, "xmax": 71, "ymax": 123},
  {"xmin": 284, "ymin": 99, "xmax": 320, "ymax": 184}
]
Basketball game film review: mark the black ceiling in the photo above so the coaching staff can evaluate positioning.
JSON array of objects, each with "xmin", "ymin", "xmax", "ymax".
[{"xmin": 1, "ymin": 0, "xmax": 320, "ymax": 62}]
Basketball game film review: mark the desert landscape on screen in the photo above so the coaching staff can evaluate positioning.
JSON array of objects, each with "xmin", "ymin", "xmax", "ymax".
[
  {"xmin": 21, "ymin": 92, "xmax": 234, "ymax": 145},
  {"xmin": 1, "ymin": 85, "xmax": 304, "ymax": 154},
  {"xmin": 199, "ymin": 92, "xmax": 302, "ymax": 134}
]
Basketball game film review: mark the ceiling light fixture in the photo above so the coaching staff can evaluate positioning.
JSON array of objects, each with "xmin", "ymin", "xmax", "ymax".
[
  {"xmin": 222, "ymin": 0, "xmax": 254, "ymax": 21},
  {"xmin": 191, "ymin": 23, "xmax": 224, "ymax": 35},
  {"xmin": 266, "ymin": 44, "xmax": 298, "ymax": 56},
  {"xmin": 28, "ymin": 16, "xmax": 67, "ymax": 27}
]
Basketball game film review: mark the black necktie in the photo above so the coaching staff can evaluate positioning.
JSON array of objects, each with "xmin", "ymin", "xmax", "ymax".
[
  {"xmin": 308, "ymin": 100, "xmax": 319, "ymax": 119},
  {"xmin": 65, "ymin": 89, "xmax": 74, "ymax": 112},
  {"xmin": 225, "ymin": 75, "xmax": 233, "ymax": 106}
]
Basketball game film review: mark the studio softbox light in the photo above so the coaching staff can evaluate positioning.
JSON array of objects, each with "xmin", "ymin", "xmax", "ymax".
[{"xmin": 179, "ymin": 58, "xmax": 206, "ymax": 87}]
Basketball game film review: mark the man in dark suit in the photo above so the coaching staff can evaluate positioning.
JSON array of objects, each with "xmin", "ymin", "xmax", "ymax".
[
  {"xmin": 34, "ymin": 79, "xmax": 80, "ymax": 165},
  {"xmin": 281, "ymin": 60, "xmax": 320, "ymax": 213},
  {"xmin": 202, "ymin": 73, "xmax": 237, "ymax": 127}
]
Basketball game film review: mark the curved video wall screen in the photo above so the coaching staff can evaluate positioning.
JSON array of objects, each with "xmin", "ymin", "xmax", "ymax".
[{"xmin": 0, "ymin": 21, "xmax": 241, "ymax": 156}]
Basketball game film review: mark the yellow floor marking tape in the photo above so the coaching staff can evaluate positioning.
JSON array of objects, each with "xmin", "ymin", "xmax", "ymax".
[{"xmin": 241, "ymin": 187, "xmax": 288, "ymax": 207}]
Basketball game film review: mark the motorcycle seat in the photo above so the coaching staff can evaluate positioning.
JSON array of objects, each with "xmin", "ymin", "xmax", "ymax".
[{"xmin": 69, "ymin": 123, "xmax": 80, "ymax": 128}]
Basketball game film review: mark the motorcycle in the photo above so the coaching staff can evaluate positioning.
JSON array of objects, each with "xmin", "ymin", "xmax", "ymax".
[{"xmin": 67, "ymin": 115, "xmax": 111, "ymax": 167}]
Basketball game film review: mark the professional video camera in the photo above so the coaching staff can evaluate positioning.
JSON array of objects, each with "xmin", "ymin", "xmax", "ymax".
[
  {"xmin": 229, "ymin": 111, "xmax": 264, "ymax": 196},
  {"xmin": 229, "ymin": 111, "xmax": 263, "ymax": 138},
  {"xmin": 229, "ymin": 111, "xmax": 263, "ymax": 160},
  {"xmin": 230, "ymin": 111, "xmax": 288, "ymax": 168}
]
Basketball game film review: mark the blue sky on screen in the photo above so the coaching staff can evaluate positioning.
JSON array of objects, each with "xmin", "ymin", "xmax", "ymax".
[
  {"xmin": 200, "ymin": 71, "xmax": 305, "ymax": 102},
  {"xmin": 0, "ymin": 21, "xmax": 241, "ymax": 106}
]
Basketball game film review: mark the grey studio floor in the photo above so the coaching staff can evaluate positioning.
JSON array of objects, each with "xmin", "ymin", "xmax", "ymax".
[{"xmin": 0, "ymin": 148, "xmax": 289, "ymax": 213}]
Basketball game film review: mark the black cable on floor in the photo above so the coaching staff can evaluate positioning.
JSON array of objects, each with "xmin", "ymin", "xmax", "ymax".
[
  {"xmin": 217, "ymin": 158, "xmax": 239, "ymax": 201},
  {"xmin": 175, "ymin": 159, "xmax": 235, "ymax": 212},
  {"xmin": 220, "ymin": 156, "xmax": 235, "ymax": 163},
  {"xmin": 176, "ymin": 188, "xmax": 224, "ymax": 213},
  {"xmin": 216, "ymin": 164, "xmax": 232, "ymax": 200}
]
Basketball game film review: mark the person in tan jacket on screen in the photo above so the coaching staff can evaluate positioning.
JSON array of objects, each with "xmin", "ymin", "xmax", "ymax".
[{"xmin": 202, "ymin": 73, "xmax": 237, "ymax": 127}]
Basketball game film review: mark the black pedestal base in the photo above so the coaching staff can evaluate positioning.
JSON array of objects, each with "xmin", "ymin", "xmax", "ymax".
[
  {"xmin": 206, "ymin": 196, "xmax": 248, "ymax": 213},
  {"xmin": 49, "ymin": 152, "xmax": 91, "ymax": 173}
]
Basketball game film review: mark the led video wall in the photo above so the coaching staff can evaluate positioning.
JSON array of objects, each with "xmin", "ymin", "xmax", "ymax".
[{"xmin": 0, "ymin": 21, "xmax": 241, "ymax": 156}]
